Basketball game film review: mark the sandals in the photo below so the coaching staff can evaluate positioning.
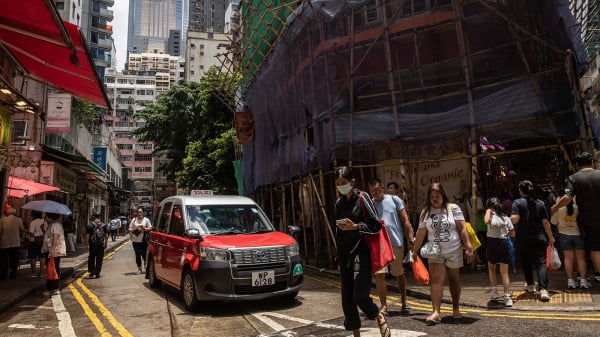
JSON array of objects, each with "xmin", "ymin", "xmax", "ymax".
[
  {"xmin": 425, "ymin": 315, "xmax": 441, "ymax": 325},
  {"xmin": 377, "ymin": 313, "xmax": 391, "ymax": 337},
  {"xmin": 400, "ymin": 304, "xmax": 411, "ymax": 314}
]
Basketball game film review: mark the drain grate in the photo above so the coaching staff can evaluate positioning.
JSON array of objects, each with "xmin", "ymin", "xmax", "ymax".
[{"xmin": 513, "ymin": 290, "xmax": 593, "ymax": 304}]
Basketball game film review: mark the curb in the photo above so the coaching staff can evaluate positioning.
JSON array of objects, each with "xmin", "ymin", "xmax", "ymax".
[{"xmin": 0, "ymin": 238, "xmax": 129, "ymax": 314}]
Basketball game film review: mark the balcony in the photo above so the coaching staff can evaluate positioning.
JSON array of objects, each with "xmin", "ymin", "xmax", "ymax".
[{"xmin": 92, "ymin": 8, "xmax": 114, "ymax": 21}]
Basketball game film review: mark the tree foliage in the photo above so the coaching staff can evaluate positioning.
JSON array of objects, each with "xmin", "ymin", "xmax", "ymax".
[
  {"xmin": 72, "ymin": 97, "xmax": 99, "ymax": 129},
  {"xmin": 133, "ymin": 68, "xmax": 237, "ymax": 192}
]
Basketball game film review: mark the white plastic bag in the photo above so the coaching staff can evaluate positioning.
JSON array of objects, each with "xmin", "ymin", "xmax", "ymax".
[
  {"xmin": 546, "ymin": 245, "xmax": 561, "ymax": 272},
  {"xmin": 403, "ymin": 250, "xmax": 414, "ymax": 264}
]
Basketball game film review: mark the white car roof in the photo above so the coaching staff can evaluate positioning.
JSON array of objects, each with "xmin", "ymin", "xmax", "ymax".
[{"xmin": 159, "ymin": 195, "xmax": 258, "ymax": 206}]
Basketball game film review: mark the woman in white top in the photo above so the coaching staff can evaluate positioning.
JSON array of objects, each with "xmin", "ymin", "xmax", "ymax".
[
  {"xmin": 551, "ymin": 189, "xmax": 589, "ymax": 289},
  {"xmin": 413, "ymin": 182, "xmax": 473, "ymax": 324},
  {"xmin": 41, "ymin": 212, "xmax": 66, "ymax": 295},
  {"xmin": 129, "ymin": 208, "xmax": 152, "ymax": 274},
  {"xmin": 484, "ymin": 198, "xmax": 515, "ymax": 307}
]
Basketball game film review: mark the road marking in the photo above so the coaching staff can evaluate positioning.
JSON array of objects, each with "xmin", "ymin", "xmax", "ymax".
[
  {"xmin": 73, "ymin": 277, "xmax": 134, "ymax": 337},
  {"xmin": 7, "ymin": 323, "xmax": 52, "ymax": 330},
  {"xmin": 308, "ymin": 274, "xmax": 600, "ymax": 321},
  {"xmin": 52, "ymin": 293, "xmax": 78, "ymax": 337},
  {"xmin": 69, "ymin": 284, "xmax": 110, "ymax": 337},
  {"xmin": 253, "ymin": 312, "xmax": 426, "ymax": 336}
]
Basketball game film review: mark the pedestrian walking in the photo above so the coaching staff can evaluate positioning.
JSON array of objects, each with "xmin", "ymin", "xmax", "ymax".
[
  {"xmin": 129, "ymin": 209, "xmax": 152, "ymax": 274},
  {"xmin": 413, "ymin": 182, "xmax": 473, "ymax": 324},
  {"xmin": 41, "ymin": 212, "xmax": 66, "ymax": 295},
  {"xmin": 334, "ymin": 167, "xmax": 390, "ymax": 337},
  {"xmin": 511, "ymin": 180, "xmax": 555, "ymax": 301},
  {"xmin": 368, "ymin": 178, "xmax": 414, "ymax": 315},
  {"xmin": 63, "ymin": 215, "xmax": 76, "ymax": 254},
  {"xmin": 551, "ymin": 188, "xmax": 589, "ymax": 289},
  {"xmin": 27, "ymin": 210, "xmax": 46, "ymax": 277},
  {"xmin": 551, "ymin": 152, "xmax": 600, "ymax": 287},
  {"xmin": 109, "ymin": 217, "xmax": 121, "ymax": 241},
  {"xmin": 0, "ymin": 207, "xmax": 28, "ymax": 280},
  {"xmin": 85, "ymin": 214, "xmax": 108, "ymax": 278},
  {"xmin": 484, "ymin": 197, "xmax": 515, "ymax": 307}
]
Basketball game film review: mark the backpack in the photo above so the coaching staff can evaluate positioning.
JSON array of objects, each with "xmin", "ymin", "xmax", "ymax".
[{"xmin": 89, "ymin": 223, "xmax": 105, "ymax": 246}]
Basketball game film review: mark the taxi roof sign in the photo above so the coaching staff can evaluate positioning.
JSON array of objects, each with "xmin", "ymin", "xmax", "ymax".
[{"xmin": 190, "ymin": 190, "xmax": 213, "ymax": 196}]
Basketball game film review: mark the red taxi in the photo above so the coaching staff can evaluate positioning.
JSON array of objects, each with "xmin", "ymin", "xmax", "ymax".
[{"xmin": 146, "ymin": 195, "xmax": 304, "ymax": 310}]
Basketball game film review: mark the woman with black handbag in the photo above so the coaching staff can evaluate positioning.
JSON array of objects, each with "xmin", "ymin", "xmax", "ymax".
[{"xmin": 333, "ymin": 166, "xmax": 391, "ymax": 337}]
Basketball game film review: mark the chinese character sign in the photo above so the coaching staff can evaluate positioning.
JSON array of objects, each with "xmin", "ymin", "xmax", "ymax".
[{"xmin": 93, "ymin": 147, "xmax": 107, "ymax": 171}]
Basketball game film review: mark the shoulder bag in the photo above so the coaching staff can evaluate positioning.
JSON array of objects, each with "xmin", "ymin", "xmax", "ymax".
[{"xmin": 359, "ymin": 192, "xmax": 396, "ymax": 274}]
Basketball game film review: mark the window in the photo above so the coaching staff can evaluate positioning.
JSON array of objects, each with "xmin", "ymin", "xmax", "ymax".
[
  {"xmin": 158, "ymin": 202, "xmax": 172, "ymax": 232},
  {"xmin": 11, "ymin": 120, "xmax": 28, "ymax": 145}
]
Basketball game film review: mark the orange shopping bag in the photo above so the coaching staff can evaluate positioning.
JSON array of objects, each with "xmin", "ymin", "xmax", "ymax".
[
  {"xmin": 45, "ymin": 256, "xmax": 59, "ymax": 280},
  {"xmin": 412, "ymin": 256, "xmax": 430, "ymax": 285}
]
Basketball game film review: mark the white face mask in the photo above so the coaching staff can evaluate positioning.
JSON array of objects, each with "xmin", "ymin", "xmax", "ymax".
[{"xmin": 337, "ymin": 183, "xmax": 353, "ymax": 195}]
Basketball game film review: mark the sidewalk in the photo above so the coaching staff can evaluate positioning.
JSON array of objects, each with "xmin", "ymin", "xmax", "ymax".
[
  {"xmin": 307, "ymin": 263, "xmax": 600, "ymax": 312},
  {"xmin": 0, "ymin": 235, "xmax": 129, "ymax": 314}
]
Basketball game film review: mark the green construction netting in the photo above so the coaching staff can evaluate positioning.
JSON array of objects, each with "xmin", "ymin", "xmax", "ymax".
[{"xmin": 240, "ymin": 0, "xmax": 297, "ymax": 92}]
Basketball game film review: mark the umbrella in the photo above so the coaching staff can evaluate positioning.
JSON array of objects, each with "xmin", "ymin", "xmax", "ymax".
[{"xmin": 21, "ymin": 200, "xmax": 72, "ymax": 215}]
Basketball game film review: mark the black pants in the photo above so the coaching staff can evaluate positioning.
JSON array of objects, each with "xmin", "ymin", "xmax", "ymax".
[
  {"xmin": 132, "ymin": 241, "xmax": 147, "ymax": 269},
  {"xmin": 517, "ymin": 236, "xmax": 549, "ymax": 290},
  {"xmin": 88, "ymin": 245, "xmax": 105, "ymax": 276},
  {"xmin": 0, "ymin": 247, "xmax": 20, "ymax": 279},
  {"xmin": 110, "ymin": 229, "xmax": 117, "ymax": 241},
  {"xmin": 47, "ymin": 256, "xmax": 61, "ymax": 291},
  {"xmin": 339, "ymin": 249, "xmax": 379, "ymax": 331}
]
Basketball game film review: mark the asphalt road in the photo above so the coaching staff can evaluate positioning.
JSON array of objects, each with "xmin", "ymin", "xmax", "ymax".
[{"xmin": 0, "ymin": 242, "xmax": 599, "ymax": 336}]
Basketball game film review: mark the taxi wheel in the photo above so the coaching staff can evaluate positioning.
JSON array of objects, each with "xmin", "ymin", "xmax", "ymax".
[
  {"xmin": 148, "ymin": 258, "xmax": 161, "ymax": 288},
  {"xmin": 181, "ymin": 269, "xmax": 199, "ymax": 311}
]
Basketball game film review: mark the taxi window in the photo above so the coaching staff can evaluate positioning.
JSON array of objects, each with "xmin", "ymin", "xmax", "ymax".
[
  {"xmin": 157, "ymin": 202, "xmax": 172, "ymax": 233},
  {"xmin": 168, "ymin": 204, "xmax": 185, "ymax": 236}
]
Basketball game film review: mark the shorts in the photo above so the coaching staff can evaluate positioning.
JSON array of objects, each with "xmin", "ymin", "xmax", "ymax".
[
  {"xmin": 486, "ymin": 237, "xmax": 511, "ymax": 265},
  {"xmin": 558, "ymin": 233, "xmax": 585, "ymax": 251},
  {"xmin": 582, "ymin": 226, "xmax": 600, "ymax": 251},
  {"xmin": 27, "ymin": 241, "xmax": 44, "ymax": 259},
  {"xmin": 374, "ymin": 246, "xmax": 405, "ymax": 276},
  {"xmin": 427, "ymin": 246, "xmax": 464, "ymax": 269}
]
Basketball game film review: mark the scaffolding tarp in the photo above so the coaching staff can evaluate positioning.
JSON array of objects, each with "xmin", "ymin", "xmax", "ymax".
[{"xmin": 239, "ymin": 0, "xmax": 590, "ymax": 193}]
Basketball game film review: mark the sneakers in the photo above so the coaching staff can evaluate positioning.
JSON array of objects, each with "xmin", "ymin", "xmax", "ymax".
[
  {"xmin": 580, "ymin": 278, "xmax": 591, "ymax": 289},
  {"xmin": 524, "ymin": 283, "xmax": 536, "ymax": 293},
  {"xmin": 539, "ymin": 289, "xmax": 550, "ymax": 301},
  {"xmin": 567, "ymin": 279, "xmax": 578, "ymax": 289},
  {"xmin": 138, "ymin": 268, "xmax": 143, "ymax": 274},
  {"xmin": 504, "ymin": 295, "xmax": 513, "ymax": 307},
  {"xmin": 490, "ymin": 287, "xmax": 500, "ymax": 300},
  {"xmin": 49, "ymin": 289, "xmax": 60, "ymax": 296},
  {"xmin": 595, "ymin": 272, "xmax": 600, "ymax": 283}
]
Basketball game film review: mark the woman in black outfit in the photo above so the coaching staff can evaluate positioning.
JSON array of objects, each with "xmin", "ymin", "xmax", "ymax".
[{"xmin": 334, "ymin": 166, "xmax": 390, "ymax": 337}]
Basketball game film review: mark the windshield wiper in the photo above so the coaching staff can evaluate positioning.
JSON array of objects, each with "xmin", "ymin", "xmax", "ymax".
[{"xmin": 248, "ymin": 230, "xmax": 274, "ymax": 234}]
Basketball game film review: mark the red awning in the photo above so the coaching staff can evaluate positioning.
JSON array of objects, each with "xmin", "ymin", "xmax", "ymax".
[
  {"xmin": 7, "ymin": 175, "xmax": 60, "ymax": 199},
  {"xmin": 0, "ymin": 0, "xmax": 110, "ymax": 108}
]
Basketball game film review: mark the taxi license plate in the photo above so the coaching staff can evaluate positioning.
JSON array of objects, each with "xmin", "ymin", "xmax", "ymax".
[{"xmin": 252, "ymin": 270, "xmax": 275, "ymax": 287}]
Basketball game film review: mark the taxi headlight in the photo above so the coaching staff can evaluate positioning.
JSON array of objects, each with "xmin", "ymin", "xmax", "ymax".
[
  {"xmin": 286, "ymin": 242, "xmax": 300, "ymax": 257},
  {"xmin": 200, "ymin": 247, "xmax": 230, "ymax": 261}
]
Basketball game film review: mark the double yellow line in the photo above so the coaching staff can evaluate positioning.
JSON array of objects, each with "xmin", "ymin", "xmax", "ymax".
[
  {"xmin": 68, "ymin": 243, "xmax": 134, "ymax": 337},
  {"xmin": 305, "ymin": 274, "xmax": 600, "ymax": 321}
]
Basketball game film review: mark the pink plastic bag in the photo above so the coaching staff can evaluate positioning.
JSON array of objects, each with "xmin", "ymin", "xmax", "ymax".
[{"xmin": 546, "ymin": 245, "xmax": 561, "ymax": 272}]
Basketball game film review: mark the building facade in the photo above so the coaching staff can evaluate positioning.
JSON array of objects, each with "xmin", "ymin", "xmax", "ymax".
[
  {"xmin": 127, "ymin": 0, "xmax": 184, "ymax": 55},
  {"xmin": 80, "ymin": 0, "xmax": 115, "ymax": 82},
  {"xmin": 185, "ymin": 31, "xmax": 230, "ymax": 82}
]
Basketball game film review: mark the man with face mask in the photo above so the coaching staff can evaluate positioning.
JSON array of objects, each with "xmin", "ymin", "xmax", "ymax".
[{"xmin": 369, "ymin": 178, "xmax": 415, "ymax": 315}]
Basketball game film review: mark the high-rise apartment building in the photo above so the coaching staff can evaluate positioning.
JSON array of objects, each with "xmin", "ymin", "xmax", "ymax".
[
  {"xmin": 188, "ymin": 0, "xmax": 228, "ymax": 33},
  {"xmin": 127, "ymin": 0, "xmax": 185, "ymax": 55},
  {"xmin": 80, "ymin": 0, "xmax": 115, "ymax": 82},
  {"xmin": 185, "ymin": 31, "xmax": 230, "ymax": 82}
]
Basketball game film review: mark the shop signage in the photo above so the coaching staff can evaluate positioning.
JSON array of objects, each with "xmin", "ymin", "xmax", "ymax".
[{"xmin": 45, "ymin": 93, "xmax": 71, "ymax": 133}]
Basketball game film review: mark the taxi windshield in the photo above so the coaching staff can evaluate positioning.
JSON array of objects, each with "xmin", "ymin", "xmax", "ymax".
[{"xmin": 185, "ymin": 205, "xmax": 275, "ymax": 235}]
